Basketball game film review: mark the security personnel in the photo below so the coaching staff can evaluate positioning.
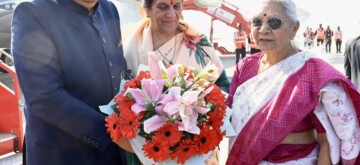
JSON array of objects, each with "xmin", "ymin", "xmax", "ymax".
[
  {"xmin": 314, "ymin": 24, "xmax": 325, "ymax": 48},
  {"xmin": 335, "ymin": 26, "xmax": 343, "ymax": 53},
  {"xmin": 249, "ymin": 34, "xmax": 261, "ymax": 55},
  {"xmin": 325, "ymin": 25, "xmax": 333, "ymax": 53},
  {"xmin": 234, "ymin": 23, "xmax": 247, "ymax": 63}
]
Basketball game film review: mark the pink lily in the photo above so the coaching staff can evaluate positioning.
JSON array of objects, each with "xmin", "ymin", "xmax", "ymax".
[
  {"xmin": 177, "ymin": 111, "xmax": 199, "ymax": 134},
  {"xmin": 143, "ymin": 115, "xmax": 168, "ymax": 133},
  {"xmin": 162, "ymin": 87, "xmax": 210, "ymax": 134},
  {"xmin": 148, "ymin": 51, "xmax": 167, "ymax": 80},
  {"xmin": 166, "ymin": 64, "xmax": 180, "ymax": 81},
  {"xmin": 125, "ymin": 79, "xmax": 166, "ymax": 114}
]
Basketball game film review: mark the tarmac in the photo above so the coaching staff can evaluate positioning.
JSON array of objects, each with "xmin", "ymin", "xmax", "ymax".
[{"xmin": 222, "ymin": 48, "xmax": 345, "ymax": 81}]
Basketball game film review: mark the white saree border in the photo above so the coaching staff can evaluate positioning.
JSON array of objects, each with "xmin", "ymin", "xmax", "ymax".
[
  {"xmin": 314, "ymin": 82, "xmax": 360, "ymax": 164},
  {"xmin": 229, "ymin": 51, "xmax": 310, "ymax": 149}
]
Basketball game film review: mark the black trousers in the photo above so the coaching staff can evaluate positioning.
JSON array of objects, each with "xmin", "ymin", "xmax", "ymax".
[
  {"xmin": 325, "ymin": 39, "xmax": 332, "ymax": 53},
  {"xmin": 317, "ymin": 39, "xmax": 324, "ymax": 46},
  {"xmin": 336, "ymin": 39, "xmax": 342, "ymax": 53},
  {"xmin": 235, "ymin": 47, "xmax": 246, "ymax": 64}
]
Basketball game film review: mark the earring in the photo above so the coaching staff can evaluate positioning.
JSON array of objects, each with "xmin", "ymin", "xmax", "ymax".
[{"xmin": 146, "ymin": 13, "xmax": 150, "ymax": 18}]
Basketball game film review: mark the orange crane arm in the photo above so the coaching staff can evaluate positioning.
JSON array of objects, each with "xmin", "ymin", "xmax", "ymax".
[{"xmin": 183, "ymin": 0, "xmax": 250, "ymax": 34}]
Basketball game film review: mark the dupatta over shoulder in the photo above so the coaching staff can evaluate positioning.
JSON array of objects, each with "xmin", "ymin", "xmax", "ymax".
[{"xmin": 123, "ymin": 18, "xmax": 224, "ymax": 78}]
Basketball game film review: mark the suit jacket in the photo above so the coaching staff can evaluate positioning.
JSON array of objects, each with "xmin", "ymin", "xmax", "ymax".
[
  {"xmin": 344, "ymin": 36, "xmax": 360, "ymax": 91},
  {"xmin": 11, "ymin": 0, "xmax": 127, "ymax": 164}
]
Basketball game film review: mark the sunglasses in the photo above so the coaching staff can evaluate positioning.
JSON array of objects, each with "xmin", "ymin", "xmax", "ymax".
[{"xmin": 251, "ymin": 17, "xmax": 289, "ymax": 30}]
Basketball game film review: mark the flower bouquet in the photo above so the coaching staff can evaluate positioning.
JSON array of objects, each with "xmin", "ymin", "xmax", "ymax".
[{"xmin": 104, "ymin": 53, "xmax": 232, "ymax": 164}]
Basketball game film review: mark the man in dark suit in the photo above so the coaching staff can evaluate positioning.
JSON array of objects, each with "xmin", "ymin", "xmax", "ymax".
[
  {"xmin": 344, "ymin": 35, "xmax": 360, "ymax": 91},
  {"xmin": 12, "ymin": 0, "xmax": 128, "ymax": 164}
]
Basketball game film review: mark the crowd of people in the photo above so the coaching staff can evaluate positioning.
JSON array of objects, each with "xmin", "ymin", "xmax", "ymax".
[
  {"xmin": 10, "ymin": 0, "xmax": 360, "ymax": 164},
  {"xmin": 303, "ymin": 24, "xmax": 343, "ymax": 53}
]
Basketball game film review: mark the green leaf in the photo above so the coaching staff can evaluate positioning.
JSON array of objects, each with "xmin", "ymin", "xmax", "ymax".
[
  {"xmin": 207, "ymin": 103, "xmax": 215, "ymax": 111},
  {"xmin": 144, "ymin": 103, "xmax": 156, "ymax": 112},
  {"xmin": 180, "ymin": 78, "xmax": 186, "ymax": 89},
  {"xmin": 126, "ymin": 92, "xmax": 134, "ymax": 100},
  {"xmin": 192, "ymin": 69, "xmax": 199, "ymax": 77},
  {"xmin": 138, "ymin": 124, "xmax": 153, "ymax": 141},
  {"xmin": 197, "ymin": 113, "xmax": 208, "ymax": 124},
  {"xmin": 111, "ymin": 104, "xmax": 119, "ymax": 114},
  {"xmin": 182, "ymin": 131, "xmax": 194, "ymax": 140},
  {"xmin": 140, "ymin": 109, "xmax": 156, "ymax": 122},
  {"xmin": 161, "ymin": 69, "xmax": 168, "ymax": 79}
]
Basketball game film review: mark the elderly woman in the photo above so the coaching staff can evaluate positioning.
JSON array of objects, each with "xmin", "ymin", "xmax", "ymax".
[
  {"xmin": 123, "ymin": 0, "xmax": 230, "ymax": 92},
  {"xmin": 226, "ymin": 0, "xmax": 360, "ymax": 164},
  {"xmin": 118, "ymin": 0, "xmax": 230, "ymax": 164}
]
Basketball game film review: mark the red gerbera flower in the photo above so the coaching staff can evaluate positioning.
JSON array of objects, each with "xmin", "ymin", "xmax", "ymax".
[
  {"xmin": 205, "ymin": 84, "xmax": 225, "ymax": 105},
  {"xmin": 214, "ymin": 128, "xmax": 226, "ymax": 143},
  {"xmin": 142, "ymin": 138, "xmax": 170, "ymax": 162},
  {"xmin": 124, "ymin": 80, "xmax": 138, "ymax": 90},
  {"xmin": 118, "ymin": 108, "xmax": 142, "ymax": 139},
  {"xmin": 105, "ymin": 113, "xmax": 122, "ymax": 141},
  {"xmin": 172, "ymin": 139, "xmax": 199, "ymax": 164},
  {"xmin": 207, "ymin": 111, "xmax": 224, "ymax": 129},
  {"xmin": 114, "ymin": 92, "xmax": 135, "ymax": 111},
  {"xmin": 137, "ymin": 71, "xmax": 151, "ymax": 80},
  {"xmin": 153, "ymin": 123, "xmax": 182, "ymax": 147},
  {"xmin": 196, "ymin": 125, "xmax": 219, "ymax": 154}
]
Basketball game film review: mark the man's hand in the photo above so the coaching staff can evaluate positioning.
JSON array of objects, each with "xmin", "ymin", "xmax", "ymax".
[{"xmin": 114, "ymin": 138, "xmax": 134, "ymax": 153}]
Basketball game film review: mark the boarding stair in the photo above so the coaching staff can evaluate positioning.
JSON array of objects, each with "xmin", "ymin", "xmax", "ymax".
[{"xmin": 0, "ymin": 48, "xmax": 23, "ymax": 165}]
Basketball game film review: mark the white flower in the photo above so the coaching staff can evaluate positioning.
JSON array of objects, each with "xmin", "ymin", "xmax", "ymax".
[{"xmin": 198, "ymin": 63, "xmax": 218, "ymax": 81}]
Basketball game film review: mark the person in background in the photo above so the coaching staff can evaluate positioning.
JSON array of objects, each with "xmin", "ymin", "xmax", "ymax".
[
  {"xmin": 122, "ymin": 0, "xmax": 231, "ymax": 164},
  {"xmin": 344, "ymin": 35, "xmax": 360, "ymax": 91},
  {"xmin": 303, "ymin": 27, "xmax": 314, "ymax": 49},
  {"xmin": 335, "ymin": 26, "xmax": 343, "ymax": 54},
  {"xmin": 308, "ymin": 27, "xmax": 315, "ymax": 48},
  {"xmin": 314, "ymin": 23, "xmax": 325, "ymax": 49},
  {"xmin": 325, "ymin": 25, "xmax": 333, "ymax": 53},
  {"xmin": 303, "ymin": 26, "xmax": 310, "ymax": 48},
  {"xmin": 234, "ymin": 23, "xmax": 248, "ymax": 63},
  {"xmin": 249, "ymin": 33, "xmax": 261, "ymax": 54},
  {"xmin": 11, "ymin": 0, "xmax": 128, "ymax": 164},
  {"xmin": 226, "ymin": 0, "xmax": 360, "ymax": 164}
]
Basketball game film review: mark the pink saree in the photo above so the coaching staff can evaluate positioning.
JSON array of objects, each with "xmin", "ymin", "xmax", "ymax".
[{"xmin": 226, "ymin": 52, "xmax": 360, "ymax": 165}]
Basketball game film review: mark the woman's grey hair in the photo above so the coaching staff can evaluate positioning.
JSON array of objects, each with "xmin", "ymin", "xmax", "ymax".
[
  {"xmin": 263, "ymin": 0, "xmax": 298, "ymax": 23},
  {"xmin": 261, "ymin": 0, "xmax": 300, "ymax": 47}
]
